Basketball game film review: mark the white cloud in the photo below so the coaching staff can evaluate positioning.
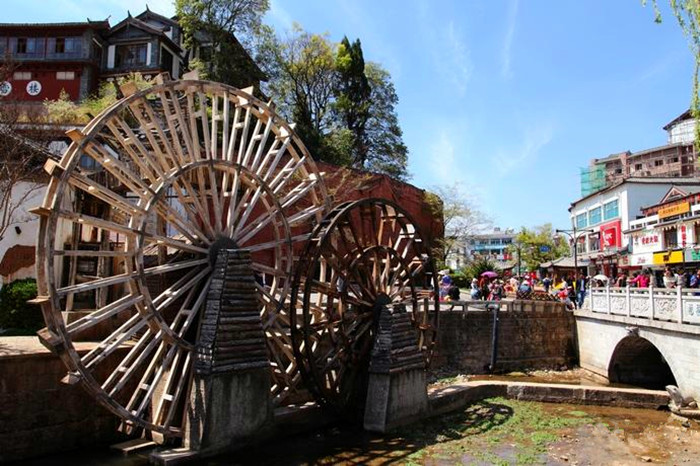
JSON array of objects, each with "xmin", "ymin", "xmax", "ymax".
[
  {"xmin": 267, "ymin": 0, "xmax": 294, "ymax": 31},
  {"xmin": 494, "ymin": 124, "xmax": 553, "ymax": 177},
  {"xmin": 443, "ymin": 21, "xmax": 472, "ymax": 96},
  {"xmin": 502, "ymin": 0, "xmax": 519, "ymax": 79},
  {"xmin": 413, "ymin": 0, "xmax": 472, "ymax": 97},
  {"xmin": 427, "ymin": 131, "xmax": 458, "ymax": 184}
]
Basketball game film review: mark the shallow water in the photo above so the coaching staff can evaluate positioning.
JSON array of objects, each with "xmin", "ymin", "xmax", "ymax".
[{"xmin": 23, "ymin": 398, "xmax": 698, "ymax": 465}]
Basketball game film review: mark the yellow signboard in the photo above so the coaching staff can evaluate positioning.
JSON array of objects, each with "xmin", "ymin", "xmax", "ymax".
[
  {"xmin": 653, "ymin": 250, "xmax": 685, "ymax": 265},
  {"xmin": 658, "ymin": 202, "xmax": 690, "ymax": 219}
]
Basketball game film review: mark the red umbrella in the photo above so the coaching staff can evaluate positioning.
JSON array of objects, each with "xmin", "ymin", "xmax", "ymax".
[{"xmin": 481, "ymin": 271, "xmax": 498, "ymax": 278}]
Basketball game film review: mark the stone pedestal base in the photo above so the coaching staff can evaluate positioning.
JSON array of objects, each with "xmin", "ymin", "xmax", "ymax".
[
  {"xmin": 364, "ymin": 367, "xmax": 429, "ymax": 432},
  {"xmin": 151, "ymin": 249, "xmax": 272, "ymax": 463},
  {"xmin": 363, "ymin": 305, "xmax": 429, "ymax": 432},
  {"xmin": 184, "ymin": 368, "xmax": 272, "ymax": 453}
]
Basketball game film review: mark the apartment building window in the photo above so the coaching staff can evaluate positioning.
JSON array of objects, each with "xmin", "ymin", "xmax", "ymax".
[
  {"xmin": 588, "ymin": 234, "xmax": 600, "ymax": 252},
  {"xmin": 16, "ymin": 37, "xmax": 39, "ymax": 54},
  {"xmin": 665, "ymin": 228, "xmax": 678, "ymax": 248},
  {"xmin": 54, "ymin": 37, "xmax": 80, "ymax": 54},
  {"xmin": 588, "ymin": 206, "xmax": 602, "ymax": 225},
  {"xmin": 115, "ymin": 43, "xmax": 148, "ymax": 67},
  {"xmin": 576, "ymin": 213, "xmax": 587, "ymax": 229},
  {"xmin": 634, "ymin": 163, "xmax": 642, "ymax": 170},
  {"xmin": 603, "ymin": 200, "xmax": 619, "ymax": 220},
  {"xmin": 56, "ymin": 71, "xmax": 75, "ymax": 80},
  {"xmin": 654, "ymin": 160, "xmax": 664, "ymax": 167},
  {"xmin": 672, "ymin": 157, "xmax": 679, "ymax": 163}
]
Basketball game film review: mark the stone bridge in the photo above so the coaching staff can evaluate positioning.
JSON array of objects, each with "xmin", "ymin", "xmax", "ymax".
[{"xmin": 576, "ymin": 286, "xmax": 700, "ymax": 401}]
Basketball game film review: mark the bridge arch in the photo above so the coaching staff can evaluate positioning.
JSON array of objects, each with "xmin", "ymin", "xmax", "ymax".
[{"xmin": 608, "ymin": 335, "xmax": 677, "ymax": 390}]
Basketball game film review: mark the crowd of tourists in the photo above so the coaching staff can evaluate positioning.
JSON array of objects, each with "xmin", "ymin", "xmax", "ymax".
[{"xmin": 603, "ymin": 267, "xmax": 700, "ymax": 289}]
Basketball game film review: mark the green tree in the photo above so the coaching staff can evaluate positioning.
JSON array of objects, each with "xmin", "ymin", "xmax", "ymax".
[
  {"xmin": 645, "ymin": 1, "xmax": 700, "ymax": 145},
  {"xmin": 258, "ymin": 25, "xmax": 410, "ymax": 178},
  {"xmin": 425, "ymin": 183, "xmax": 491, "ymax": 265},
  {"xmin": 363, "ymin": 62, "xmax": 409, "ymax": 181},
  {"xmin": 176, "ymin": 0, "xmax": 269, "ymax": 86},
  {"xmin": 507, "ymin": 223, "xmax": 569, "ymax": 272},
  {"xmin": 260, "ymin": 25, "xmax": 338, "ymax": 160},
  {"xmin": 334, "ymin": 36, "xmax": 371, "ymax": 167}
]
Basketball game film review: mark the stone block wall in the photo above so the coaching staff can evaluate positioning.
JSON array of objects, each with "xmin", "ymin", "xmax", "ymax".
[
  {"xmin": 431, "ymin": 302, "xmax": 577, "ymax": 374},
  {"xmin": 0, "ymin": 337, "xmax": 125, "ymax": 463}
]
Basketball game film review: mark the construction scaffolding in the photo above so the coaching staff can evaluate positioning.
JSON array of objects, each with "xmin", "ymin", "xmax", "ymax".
[{"xmin": 580, "ymin": 164, "xmax": 606, "ymax": 197}]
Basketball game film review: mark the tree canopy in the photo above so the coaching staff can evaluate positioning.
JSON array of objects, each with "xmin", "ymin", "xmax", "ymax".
[
  {"xmin": 256, "ymin": 25, "xmax": 410, "ymax": 179},
  {"xmin": 425, "ymin": 183, "xmax": 491, "ymax": 266},
  {"xmin": 176, "ymin": 0, "xmax": 270, "ymax": 87},
  {"xmin": 507, "ymin": 223, "xmax": 570, "ymax": 272},
  {"xmin": 645, "ymin": 1, "xmax": 700, "ymax": 145}
]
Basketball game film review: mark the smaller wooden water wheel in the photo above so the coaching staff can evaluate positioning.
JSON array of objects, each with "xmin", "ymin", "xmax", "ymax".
[{"xmin": 290, "ymin": 198, "xmax": 439, "ymax": 412}]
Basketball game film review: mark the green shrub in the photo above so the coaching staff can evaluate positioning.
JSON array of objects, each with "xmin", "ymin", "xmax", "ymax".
[
  {"xmin": 465, "ymin": 257, "xmax": 501, "ymax": 281},
  {"xmin": 0, "ymin": 279, "xmax": 43, "ymax": 334},
  {"xmin": 451, "ymin": 269, "xmax": 469, "ymax": 288}
]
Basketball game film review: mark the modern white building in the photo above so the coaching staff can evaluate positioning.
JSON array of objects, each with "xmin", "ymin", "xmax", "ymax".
[
  {"xmin": 445, "ymin": 227, "xmax": 516, "ymax": 271},
  {"xmin": 568, "ymin": 178, "xmax": 700, "ymax": 277},
  {"xmin": 626, "ymin": 185, "xmax": 700, "ymax": 271}
]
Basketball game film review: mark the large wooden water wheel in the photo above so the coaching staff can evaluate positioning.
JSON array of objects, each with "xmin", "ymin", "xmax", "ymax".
[
  {"xmin": 32, "ymin": 78, "xmax": 330, "ymax": 438},
  {"xmin": 290, "ymin": 198, "xmax": 439, "ymax": 413}
]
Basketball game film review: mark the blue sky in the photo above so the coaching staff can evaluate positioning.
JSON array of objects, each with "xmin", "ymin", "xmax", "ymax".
[{"xmin": 5, "ymin": 1, "xmax": 696, "ymax": 231}]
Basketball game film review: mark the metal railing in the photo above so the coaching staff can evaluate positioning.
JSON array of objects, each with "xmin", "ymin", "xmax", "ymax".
[{"xmin": 586, "ymin": 286, "xmax": 700, "ymax": 326}]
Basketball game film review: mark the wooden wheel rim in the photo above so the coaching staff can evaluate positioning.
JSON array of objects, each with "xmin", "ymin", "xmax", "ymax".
[
  {"xmin": 290, "ymin": 198, "xmax": 439, "ymax": 411},
  {"xmin": 35, "ymin": 80, "xmax": 330, "ymax": 437}
]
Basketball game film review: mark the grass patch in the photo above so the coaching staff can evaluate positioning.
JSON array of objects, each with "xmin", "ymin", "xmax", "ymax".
[{"xmin": 393, "ymin": 397, "xmax": 597, "ymax": 464}]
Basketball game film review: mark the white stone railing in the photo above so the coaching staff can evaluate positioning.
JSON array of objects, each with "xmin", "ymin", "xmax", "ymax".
[{"xmin": 586, "ymin": 286, "xmax": 700, "ymax": 325}]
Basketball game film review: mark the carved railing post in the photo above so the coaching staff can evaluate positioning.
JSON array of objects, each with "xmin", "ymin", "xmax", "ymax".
[
  {"xmin": 677, "ymin": 286, "xmax": 684, "ymax": 324},
  {"xmin": 605, "ymin": 284, "xmax": 611, "ymax": 314},
  {"xmin": 625, "ymin": 285, "xmax": 631, "ymax": 317},
  {"xmin": 649, "ymin": 285, "xmax": 655, "ymax": 321}
]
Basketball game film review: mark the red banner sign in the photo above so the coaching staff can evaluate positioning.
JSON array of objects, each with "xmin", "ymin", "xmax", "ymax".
[{"xmin": 600, "ymin": 220, "xmax": 621, "ymax": 249}]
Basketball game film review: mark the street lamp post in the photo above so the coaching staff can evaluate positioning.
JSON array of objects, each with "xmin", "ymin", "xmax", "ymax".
[{"xmin": 555, "ymin": 227, "xmax": 594, "ymax": 275}]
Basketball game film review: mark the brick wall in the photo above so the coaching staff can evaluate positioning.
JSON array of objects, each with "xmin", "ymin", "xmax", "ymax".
[
  {"xmin": 431, "ymin": 302, "xmax": 577, "ymax": 374},
  {"xmin": 0, "ymin": 337, "xmax": 126, "ymax": 463}
]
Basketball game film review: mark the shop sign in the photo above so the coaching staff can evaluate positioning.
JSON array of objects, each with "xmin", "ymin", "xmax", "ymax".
[
  {"xmin": 26, "ymin": 80, "xmax": 42, "ymax": 96},
  {"xmin": 631, "ymin": 253, "xmax": 653, "ymax": 266},
  {"xmin": 0, "ymin": 81, "xmax": 11, "ymax": 96},
  {"xmin": 632, "ymin": 232, "xmax": 662, "ymax": 254},
  {"xmin": 658, "ymin": 202, "xmax": 690, "ymax": 220},
  {"xmin": 619, "ymin": 255, "xmax": 630, "ymax": 266},
  {"xmin": 685, "ymin": 249, "xmax": 700, "ymax": 263},
  {"xmin": 600, "ymin": 220, "xmax": 621, "ymax": 250},
  {"xmin": 681, "ymin": 224, "xmax": 689, "ymax": 248},
  {"xmin": 653, "ymin": 250, "xmax": 685, "ymax": 265}
]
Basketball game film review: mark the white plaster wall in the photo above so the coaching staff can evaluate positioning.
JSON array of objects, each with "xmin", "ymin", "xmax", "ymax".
[
  {"xmin": 669, "ymin": 119, "xmax": 696, "ymax": 145},
  {"xmin": 570, "ymin": 182, "xmax": 685, "ymax": 256},
  {"xmin": 0, "ymin": 182, "xmax": 46, "ymax": 287},
  {"xmin": 577, "ymin": 315, "xmax": 700, "ymax": 401}
]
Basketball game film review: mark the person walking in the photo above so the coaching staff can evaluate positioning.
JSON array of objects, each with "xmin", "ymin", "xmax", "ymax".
[
  {"xmin": 690, "ymin": 269, "xmax": 700, "ymax": 288},
  {"xmin": 542, "ymin": 274, "xmax": 552, "ymax": 293},
  {"xmin": 630, "ymin": 270, "xmax": 650, "ymax": 288},
  {"xmin": 575, "ymin": 272, "xmax": 587, "ymax": 309}
]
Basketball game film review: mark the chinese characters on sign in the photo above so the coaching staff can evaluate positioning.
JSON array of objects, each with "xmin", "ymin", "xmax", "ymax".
[
  {"xmin": 633, "ymin": 232, "xmax": 662, "ymax": 254},
  {"xmin": 0, "ymin": 81, "xmax": 11, "ymax": 96},
  {"xmin": 25, "ymin": 81, "xmax": 42, "ymax": 96}
]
